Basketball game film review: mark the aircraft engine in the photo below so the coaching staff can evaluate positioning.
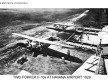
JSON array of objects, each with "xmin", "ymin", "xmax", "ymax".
[{"xmin": 26, "ymin": 40, "xmax": 37, "ymax": 50}]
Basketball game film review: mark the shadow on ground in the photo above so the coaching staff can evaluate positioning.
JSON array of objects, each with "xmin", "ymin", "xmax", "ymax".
[{"xmin": 40, "ymin": 45, "xmax": 83, "ymax": 63}]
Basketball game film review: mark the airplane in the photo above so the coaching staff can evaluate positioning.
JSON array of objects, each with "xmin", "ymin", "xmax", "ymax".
[
  {"xmin": 12, "ymin": 33, "xmax": 84, "ymax": 63},
  {"xmin": 12, "ymin": 32, "xmax": 99, "ymax": 62},
  {"xmin": 12, "ymin": 33, "xmax": 108, "ymax": 75},
  {"xmin": 47, "ymin": 24, "xmax": 108, "ymax": 45},
  {"xmin": 47, "ymin": 24, "xmax": 101, "ymax": 34}
]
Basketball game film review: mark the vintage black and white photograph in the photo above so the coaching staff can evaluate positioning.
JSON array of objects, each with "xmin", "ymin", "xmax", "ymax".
[{"xmin": 0, "ymin": 8, "xmax": 108, "ymax": 75}]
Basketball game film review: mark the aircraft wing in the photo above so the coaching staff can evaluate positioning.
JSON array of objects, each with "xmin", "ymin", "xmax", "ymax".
[
  {"xmin": 12, "ymin": 33, "xmax": 97, "ymax": 50},
  {"xmin": 12, "ymin": 33, "xmax": 74, "ymax": 49}
]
